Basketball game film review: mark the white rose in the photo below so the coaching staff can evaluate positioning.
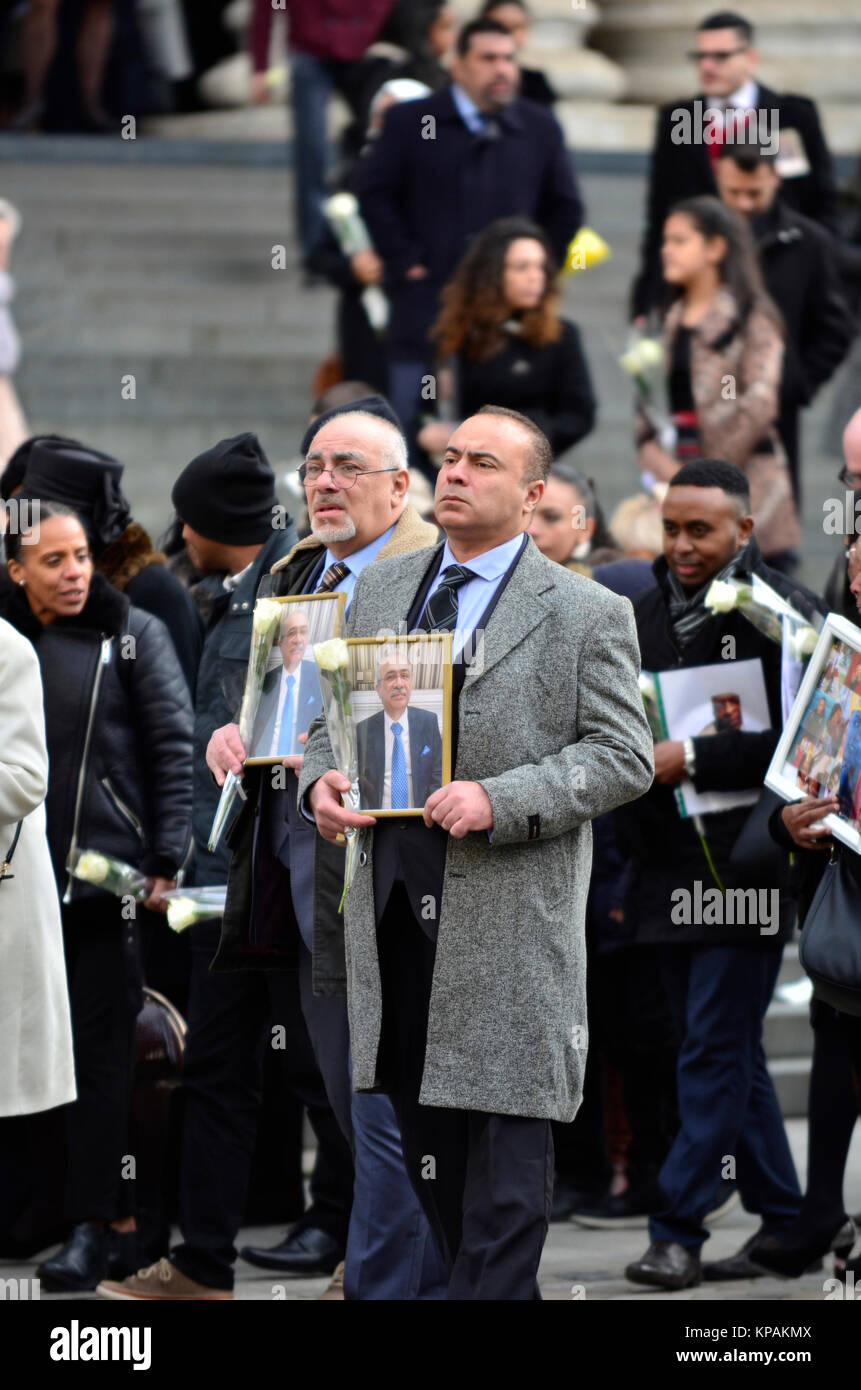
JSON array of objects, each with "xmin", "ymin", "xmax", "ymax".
[
  {"xmin": 638, "ymin": 672, "xmax": 657, "ymax": 703},
  {"xmin": 704, "ymin": 580, "xmax": 739, "ymax": 614},
  {"xmin": 167, "ymin": 897, "xmax": 199, "ymax": 933},
  {"xmin": 637, "ymin": 337, "xmax": 663, "ymax": 370},
  {"xmin": 790, "ymin": 626, "xmax": 819, "ymax": 661},
  {"xmin": 75, "ymin": 851, "xmax": 109, "ymax": 884},
  {"xmin": 323, "ymin": 192, "xmax": 358, "ymax": 221},
  {"xmin": 314, "ymin": 638, "xmax": 350, "ymax": 671},
  {"xmin": 253, "ymin": 598, "xmax": 283, "ymax": 634}
]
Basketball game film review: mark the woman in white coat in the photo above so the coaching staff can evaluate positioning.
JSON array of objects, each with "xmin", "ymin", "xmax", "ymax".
[{"xmin": 0, "ymin": 614, "xmax": 75, "ymax": 1118}]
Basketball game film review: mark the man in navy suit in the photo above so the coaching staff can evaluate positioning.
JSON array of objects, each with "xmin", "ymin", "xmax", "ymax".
[
  {"xmin": 250, "ymin": 606, "xmax": 323, "ymax": 759},
  {"xmin": 358, "ymin": 16, "xmax": 582, "ymax": 448},
  {"xmin": 356, "ymin": 649, "xmax": 443, "ymax": 810}
]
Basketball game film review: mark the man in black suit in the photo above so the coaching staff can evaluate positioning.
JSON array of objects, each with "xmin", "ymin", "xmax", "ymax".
[
  {"xmin": 356, "ymin": 648, "xmax": 443, "ymax": 810},
  {"xmin": 632, "ymin": 9, "xmax": 839, "ymax": 320},
  {"xmin": 358, "ymin": 15, "xmax": 583, "ymax": 447},
  {"xmin": 713, "ymin": 143, "xmax": 854, "ymax": 505},
  {"xmin": 250, "ymin": 607, "xmax": 323, "ymax": 759}
]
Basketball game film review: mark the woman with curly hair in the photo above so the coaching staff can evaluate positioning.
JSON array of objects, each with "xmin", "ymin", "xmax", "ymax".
[{"xmin": 417, "ymin": 216, "xmax": 595, "ymax": 462}]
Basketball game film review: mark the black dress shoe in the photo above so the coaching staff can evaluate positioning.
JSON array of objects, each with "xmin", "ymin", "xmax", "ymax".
[
  {"xmin": 239, "ymin": 1226, "xmax": 343, "ymax": 1276},
  {"xmin": 749, "ymin": 1217, "xmax": 855, "ymax": 1279},
  {"xmin": 625, "ymin": 1240, "xmax": 702, "ymax": 1290},
  {"xmin": 704, "ymin": 1228, "xmax": 823, "ymax": 1282},
  {"xmin": 38, "ymin": 1222, "xmax": 108, "ymax": 1292},
  {"xmin": 572, "ymin": 1182, "xmax": 663, "ymax": 1229},
  {"xmin": 106, "ymin": 1229, "xmax": 141, "ymax": 1281}
]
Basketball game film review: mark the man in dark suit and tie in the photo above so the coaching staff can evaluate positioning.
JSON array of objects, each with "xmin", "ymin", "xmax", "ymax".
[
  {"xmin": 250, "ymin": 607, "xmax": 323, "ymax": 760},
  {"xmin": 358, "ymin": 16, "xmax": 583, "ymax": 450},
  {"xmin": 302, "ymin": 405, "xmax": 654, "ymax": 1299},
  {"xmin": 356, "ymin": 650, "xmax": 443, "ymax": 810},
  {"xmin": 631, "ymin": 9, "xmax": 839, "ymax": 320}
]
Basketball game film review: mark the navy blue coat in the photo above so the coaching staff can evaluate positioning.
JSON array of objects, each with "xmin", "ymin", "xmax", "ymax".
[{"xmin": 358, "ymin": 85, "xmax": 584, "ymax": 354}]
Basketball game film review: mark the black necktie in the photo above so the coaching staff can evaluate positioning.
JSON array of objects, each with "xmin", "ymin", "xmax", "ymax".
[
  {"xmin": 417, "ymin": 564, "xmax": 476, "ymax": 633},
  {"xmin": 315, "ymin": 560, "xmax": 349, "ymax": 593}
]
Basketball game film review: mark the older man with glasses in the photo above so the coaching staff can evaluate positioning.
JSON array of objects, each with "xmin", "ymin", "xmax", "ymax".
[{"xmin": 631, "ymin": 8, "xmax": 839, "ymax": 321}]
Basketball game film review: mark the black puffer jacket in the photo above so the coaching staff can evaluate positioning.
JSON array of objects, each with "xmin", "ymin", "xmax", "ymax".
[{"xmin": 1, "ymin": 572, "xmax": 193, "ymax": 902}]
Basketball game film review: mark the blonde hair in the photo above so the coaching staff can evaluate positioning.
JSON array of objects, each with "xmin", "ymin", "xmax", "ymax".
[{"xmin": 610, "ymin": 494, "xmax": 663, "ymax": 560}]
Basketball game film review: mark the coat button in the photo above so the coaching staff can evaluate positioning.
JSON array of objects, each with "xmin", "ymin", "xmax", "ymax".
[
  {"xmin": 359, "ymin": 851, "xmax": 367, "ymax": 867},
  {"xmin": 241, "ymin": 601, "xmax": 248, "ymax": 609}
]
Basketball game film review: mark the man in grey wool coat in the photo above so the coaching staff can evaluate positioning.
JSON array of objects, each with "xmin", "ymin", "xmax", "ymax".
[{"xmin": 299, "ymin": 404, "xmax": 654, "ymax": 1299}]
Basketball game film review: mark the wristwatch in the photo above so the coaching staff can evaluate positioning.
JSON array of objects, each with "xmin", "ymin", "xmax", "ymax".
[{"xmin": 683, "ymin": 737, "xmax": 697, "ymax": 780}]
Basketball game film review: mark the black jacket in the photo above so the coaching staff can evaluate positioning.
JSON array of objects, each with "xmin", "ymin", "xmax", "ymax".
[
  {"xmin": 617, "ymin": 537, "xmax": 825, "ymax": 945},
  {"xmin": 1, "ymin": 572, "xmax": 193, "ymax": 901},
  {"xmin": 451, "ymin": 318, "xmax": 595, "ymax": 456},
  {"xmin": 191, "ymin": 523, "xmax": 298, "ymax": 885},
  {"xmin": 358, "ymin": 84, "xmax": 583, "ymax": 353},
  {"xmin": 754, "ymin": 199, "xmax": 854, "ymax": 410},
  {"xmin": 632, "ymin": 85, "xmax": 840, "ymax": 318},
  {"xmin": 212, "ymin": 537, "xmax": 351, "ymax": 992}
]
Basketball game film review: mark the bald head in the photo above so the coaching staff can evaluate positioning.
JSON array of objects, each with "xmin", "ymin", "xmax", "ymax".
[
  {"xmin": 303, "ymin": 411, "xmax": 410, "ymax": 556},
  {"xmin": 843, "ymin": 408, "xmax": 861, "ymax": 482}
]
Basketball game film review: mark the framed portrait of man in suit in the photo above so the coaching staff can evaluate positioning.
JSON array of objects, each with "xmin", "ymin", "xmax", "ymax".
[
  {"xmin": 343, "ymin": 635, "xmax": 453, "ymax": 816},
  {"xmin": 244, "ymin": 592, "xmax": 347, "ymax": 765}
]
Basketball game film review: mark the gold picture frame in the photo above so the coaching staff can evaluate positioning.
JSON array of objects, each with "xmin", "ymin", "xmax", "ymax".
[
  {"xmin": 341, "ymin": 633, "xmax": 453, "ymax": 818},
  {"xmin": 244, "ymin": 591, "xmax": 347, "ymax": 766}
]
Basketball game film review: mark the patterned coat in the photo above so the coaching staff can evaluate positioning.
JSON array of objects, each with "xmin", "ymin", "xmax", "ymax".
[
  {"xmin": 298, "ymin": 536, "xmax": 654, "ymax": 1121},
  {"xmin": 663, "ymin": 287, "xmax": 800, "ymax": 558}
]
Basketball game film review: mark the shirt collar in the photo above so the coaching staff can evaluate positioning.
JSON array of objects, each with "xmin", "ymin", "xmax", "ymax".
[
  {"xmin": 223, "ymin": 560, "xmax": 254, "ymax": 592},
  {"xmin": 721, "ymin": 78, "xmax": 758, "ymax": 111},
  {"xmin": 450, "ymin": 82, "xmax": 484, "ymax": 131},
  {"xmin": 438, "ymin": 532, "xmax": 525, "ymax": 582},
  {"xmin": 323, "ymin": 523, "xmax": 396, "ymax": 581}
]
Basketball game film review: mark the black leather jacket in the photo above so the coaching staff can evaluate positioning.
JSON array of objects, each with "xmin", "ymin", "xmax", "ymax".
[{"xmin": 2, "ymin": 572, "xmax": 193, "ymax": 902}]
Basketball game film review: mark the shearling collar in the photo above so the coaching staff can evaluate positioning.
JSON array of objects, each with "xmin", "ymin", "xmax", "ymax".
[
  {"xmin": 97, "ymin": 522, "xmax": 165, "ymax": 592},
  {"xmin": 3, "ymin": 569, "xmax": 130, "ymax": 643},
  {"xmin": 269, "ymin": 504, "xmax": 439, "ymax": 575}
]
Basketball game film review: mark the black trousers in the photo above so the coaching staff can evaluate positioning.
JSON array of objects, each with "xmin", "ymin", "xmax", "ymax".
[
  {"xmin": 171, "ymin": 921, "xmax": 353, "ymax": 1290},
  {"xmin": 61, "ymin": 899, "xmax": 141, "ymax": 1223},
  {"xmin": 375, "ymin": 885, "xmax": 553, "ymax": 1301}
]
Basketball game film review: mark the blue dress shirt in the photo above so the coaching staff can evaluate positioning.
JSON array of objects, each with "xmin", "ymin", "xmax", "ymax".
[
  {"xmin": 317, "ymin": 524, "xmax": 397, "ymax": 610},
  {"xmin": 450, "ymin": 83, "xmax": 486, "ymax": 135},
  {"xmin": 418, "ymin": 533, "xmax": 526, "ymax": 657}
]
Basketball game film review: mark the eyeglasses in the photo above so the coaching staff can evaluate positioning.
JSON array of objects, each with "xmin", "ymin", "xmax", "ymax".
[
  {"xmin": 298, "ymin": 463, "xmax": 400, "ymax": 489},
  {"xmin": 687, "ymin": 47, "xmax": 748, "ymax": 63},
  {"xmin": 838, "ymin": 467, "xmax": 861, "ymax": 487}
]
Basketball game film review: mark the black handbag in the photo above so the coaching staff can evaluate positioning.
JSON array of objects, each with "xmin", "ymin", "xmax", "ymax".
[
  {"xmin": 798, "ymin": 847, "xmax": 861, "ymax": 1017},
  {"xmin": 726, "ymin": 788, "xmax": 787, "ymax": 890},
  {"xmin": 0, "ymin": 821, "xmax": 22, "ymax": 885}
]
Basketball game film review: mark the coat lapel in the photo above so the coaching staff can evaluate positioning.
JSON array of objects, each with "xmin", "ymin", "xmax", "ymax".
[{"xmin": 463, "ymin": 540, "xmax": 557, "ymax": 689}]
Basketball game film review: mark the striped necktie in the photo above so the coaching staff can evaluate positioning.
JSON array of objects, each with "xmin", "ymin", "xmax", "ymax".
[
  {"xmin": 417, "ymin": 564, "xmax": 476, "ymax": 633},
  {"xmin": 315, "ymin": 560, "xmax": 350, "ymax": 593}
]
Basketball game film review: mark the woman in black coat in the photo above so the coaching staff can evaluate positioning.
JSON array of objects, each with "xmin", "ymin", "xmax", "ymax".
[
  {"xmin": 417, "ymin": 216, "xmax": 595, "ymax": 463},
  {"xmin": 3, "ymin": 500, "xmax": 193, "ymax": 1292}
]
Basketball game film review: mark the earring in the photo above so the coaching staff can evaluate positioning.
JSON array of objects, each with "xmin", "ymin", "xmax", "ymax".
[{"xmin": 18, "ymin": 579, "xmax": 25, "ymax": 587}]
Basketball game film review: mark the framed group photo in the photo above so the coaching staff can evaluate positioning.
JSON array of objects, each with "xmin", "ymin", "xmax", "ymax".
[
  {"xmin": 244, "ymin": 592, "xmax": 346, "ymax": 765},
  {"xmin": 765, "ymin": 612, "xmax": 861, "ymax": 855},
  {"xmin": 342, "ymin": 634, "xmax": 453, "ymax": 817}
]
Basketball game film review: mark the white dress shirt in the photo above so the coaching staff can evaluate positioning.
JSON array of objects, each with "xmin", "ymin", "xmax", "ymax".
[{"xmin": 382, "ymin": 708, "xmax": 412, "ymax": 810}]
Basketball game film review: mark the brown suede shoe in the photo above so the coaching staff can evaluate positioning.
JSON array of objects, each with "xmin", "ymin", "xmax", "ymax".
[
  {"xmin": 96, "ymin": 1258, "xmax": 233, "ymax": 1301},
  {"xmin": 318, "ymin": 1261, "xmax": 345, "ymax": 1301}
]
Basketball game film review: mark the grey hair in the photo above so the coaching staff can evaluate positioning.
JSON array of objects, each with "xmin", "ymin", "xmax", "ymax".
[{"xmin": 312, "ymin": 410, "xmax": 409, "ymax": 473}]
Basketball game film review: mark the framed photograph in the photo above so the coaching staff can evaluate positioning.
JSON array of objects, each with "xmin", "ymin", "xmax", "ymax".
[
  {"xmin": 332, "ymin": 635, "xmax": 453, "ymax": 817},
  {"xmin": 244, "ymin": 592, "xmax": 346, "ymax": 766},
  {"xmin": 656, "ymin": 657, "xmax": 771, "ymax": 818},
  {"xmin": 765, "ymin": 612, "xmax": 861, "ymax": 855}
]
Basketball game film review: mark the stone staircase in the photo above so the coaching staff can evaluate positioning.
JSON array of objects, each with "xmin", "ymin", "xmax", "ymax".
[{"xmin": 5, "ymin": 159, "xmax": 330, "ymax": 536}]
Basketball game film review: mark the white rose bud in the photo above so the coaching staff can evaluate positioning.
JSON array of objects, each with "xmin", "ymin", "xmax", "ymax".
[
  {"xmin": 253, "ymin": 598, "xmax": 283, "ymax": 634},
  {"xmin": 167, "ymin": 897, "xmax": 199, "ymax": 933},
  {"xmin": 314, "ymin": 638, "xmax": 350, "ymax": 671},
  {"xmin": 75, "ymin": 851, "xmax": 110, "ymax": 884},
  {"xmin": 704, "ymin": 579, "xmax": 739, "ymax": 614}
]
